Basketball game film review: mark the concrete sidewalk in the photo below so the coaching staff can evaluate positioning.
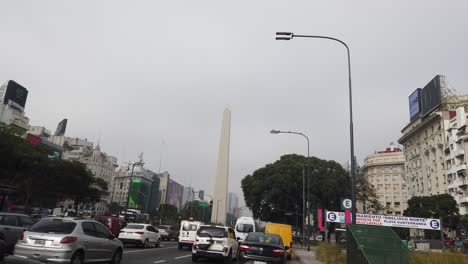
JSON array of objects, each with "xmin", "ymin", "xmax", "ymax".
[{"xmin": 293, "ymin": 245, "xmax": 322, "ymax": 264}]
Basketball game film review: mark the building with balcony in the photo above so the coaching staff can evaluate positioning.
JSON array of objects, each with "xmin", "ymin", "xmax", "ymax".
[
  {"xmin": 445, "ymin": 106, "xmax": 468, "ymax": 214},
  {"xmin": 363, "ymin": 143, "xmax": 408, "ymax": 215}
]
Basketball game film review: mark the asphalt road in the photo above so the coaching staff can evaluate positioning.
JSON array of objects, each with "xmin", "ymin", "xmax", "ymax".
[{"xmin": 122, "ymin": 241, "xmax": 302, "ymax": 264}]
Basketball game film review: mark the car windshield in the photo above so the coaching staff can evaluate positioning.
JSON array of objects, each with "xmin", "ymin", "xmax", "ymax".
[
  {"xmin": 125, "ymin": 224, "xmax": 144, "ymax": 229},
  {"xmin": 30, "ymin": 219, "xmax": 77, "ymax": 234},
  {"xmin": 197, "ymin": 226, "xmax": 226, "ymax": 238},
  {"xmin": 245, "ymin": 233, "xmax": 281, "ymax": 245},
  {"xmin": 236, "ymin": 223, "xmax": 254, "ymax": 233}
]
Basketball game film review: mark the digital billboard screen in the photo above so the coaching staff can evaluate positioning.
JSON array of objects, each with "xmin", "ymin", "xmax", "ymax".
[
  {"xmin": 421, "ymin": 75, "xmax": 442, "ymax": 117},
  {"xmin": 129, "ymin": 179, "xmax": 151, "ymax": 211},
  {"xmin": 408, "ymin": 88, "xmax": 421, "ymax": 120},
  {"xmin": 4, "ymin": 81, "xmax": 28, "ymax": 110}
]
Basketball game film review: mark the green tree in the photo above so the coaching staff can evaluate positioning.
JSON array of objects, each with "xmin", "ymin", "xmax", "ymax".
[
  {"xmin": 242, "ymin": 154, "xmax": 351, "ymax": 228},
  {"xmin": 404, "ymin": 194, "xmax": 459, "ymax": 238},
  {"xmin": 158, "ymin": 204, "xmax": 180, "ymax": 225}
]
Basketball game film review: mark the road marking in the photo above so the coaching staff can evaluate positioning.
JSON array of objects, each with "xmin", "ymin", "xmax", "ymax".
[
  {"xmin": 123, "ymin": 246, "xmax": 177, "ymax": 254},
  {"xmin": 174, "ymin": 255, "xmax": 191, "ymax": 259},
  {"xmin": 154, "ymin": 260, "xmax": 166, "ymax": 263}
]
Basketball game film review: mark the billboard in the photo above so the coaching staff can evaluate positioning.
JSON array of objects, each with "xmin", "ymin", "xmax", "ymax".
[
  {"xmin": 408, "ymin": 88, "xmax": 422, "ymax": 120},
  {"xmin": 166, "ymin": 179, "xmax": 184, "ymax": 210},
  {"xmin": 129, "ymin": 179, "xmax": 152, "ymax": 212},
  {"xmin": 326, "ymin": 211, "xmax": 441, "ymax": 230},
  {"xmin": 421, "ymin": 75, "xmax": 442, "ymax": 117},
  {"xmin": 3, "ymin": 81, "xmax": 28, "ymax": 111},
  {"xmin": 54, "ymin": 119, "xmax": 68, "ymax": 136}
]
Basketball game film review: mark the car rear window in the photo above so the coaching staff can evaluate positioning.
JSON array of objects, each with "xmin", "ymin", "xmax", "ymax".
[
  {"xmin": 30, "ymin": 219, "xmax": 77, "ymax": 234},
  {"xmin": 197, "ymin": 226, "xmax": 227, "ymax": 238},
  {"xmin": 183, "ymin": 223, "xmax": 198, "ymax": 231},
  {"xmin": 236, "ymin": 223, "xmax": 254, "ymax": 233},
  {"xmin": 125, "ymin": 224, "xmax": 144, "ymax": 229},
  {"xmin": 245, "ymin": 233, "xmax": 281, "ymax": 245}
]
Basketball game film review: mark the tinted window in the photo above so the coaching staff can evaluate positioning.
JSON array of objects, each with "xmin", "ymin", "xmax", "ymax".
[
  {"xmin": 0, "ymin": 215, "xmax": 18, "ymax": 226},
  {"xmin": 31, "ymin": 219, "xmax": 77, "ymax": 234},
  {"xmin": 236, "ymin": 224, "xmax": 253, "ymax": 233},
  {"xmin": 93, "ymin": 222, "xmax": 110, "ymax": 238},
  {"xmin": 82, "ymin": 222, "xmax": 96, "ymax": 236},
  {"xmin": 245, "ymin": 233, "xmax": 282, "ymax": 245},
  {"xmin": 197, "ymin": 227, "xmax": 227, "ymax": 238},
  {"xmin": 146, "ymin": 226, "xmax": 156, "ymax": 232},
  {"xmin": 19, "ymin": 216, "xmax": 35, "ymax": 228},
  {"xmin": 126, "ymin": 224, "xmax": 144, "ymax": 229}
]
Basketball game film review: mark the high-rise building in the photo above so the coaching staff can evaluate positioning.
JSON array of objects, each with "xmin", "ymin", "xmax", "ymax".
[
  {"xmin": 227, "ymin": 192, "xmax": 239, "ymax": 215},
  {"xmin": 444, "ymin": 106, "xmax": 468, "ymax": 214},
  {"xmin": 112, "ymin": 164, "xmax": 153, "ymax": 212},
  {"xmin": 362, "ymin": 143, "xmax": 408, "ymax": 215},
  {"xmin": 158, "ymin": 172, "xmax": 184, "ymax": 211},
  {"xmin": 398, "ymin": 75, "xmax": 468, "ymax": 198}
]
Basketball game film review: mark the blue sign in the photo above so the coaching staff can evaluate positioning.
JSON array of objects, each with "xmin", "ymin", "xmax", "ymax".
[
  {"xmin": 409, "ymin": 88, "xmax": 421, "ymax": 120},
  {"xmin": 328, "ymin": 212, "xmax": 337, "ymax": 222},
  {"xmin": 429, "ymin": 220, "xmax": 440, "ymax": 230}
]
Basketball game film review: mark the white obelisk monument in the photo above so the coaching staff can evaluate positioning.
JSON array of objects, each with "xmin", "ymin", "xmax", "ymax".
[{"xmin": 211, "ymin": 107, "xmax": 231, "ymax": 225}]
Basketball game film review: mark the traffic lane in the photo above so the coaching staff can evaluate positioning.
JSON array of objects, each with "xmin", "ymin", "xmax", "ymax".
[{"xmin": 122, "ymin": 241, "xmax": 192, "ymax": 264}]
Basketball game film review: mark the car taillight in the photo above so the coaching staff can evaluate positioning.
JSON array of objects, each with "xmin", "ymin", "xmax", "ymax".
[
  {"xmin": 18, "ymin": 232, "xmax": 24, "ymax": 241},
  {"xmin": 165, "ymin": 229, "xmax": 171, "ymax": 233},
  {"xmin": 223, "ymin": 247, "xmax": 228, "ymax": 253},
  {"xmin": 272, "ymin": 249, "xmax": 284, "ymax": 256},
  {"xmin": 239, "ymin": 245, "xmax": 250, "ymax": 252},
  {"xmin": 60, "ymin": 237, "xmax": 78, "ymax": 244},
  {"xmin": 135, "ymin": 232, "xmax": 145, "ymax": 235},
  {"xmin": 193, "ymin": 243, "xmax": 198, "ymax": 249}
]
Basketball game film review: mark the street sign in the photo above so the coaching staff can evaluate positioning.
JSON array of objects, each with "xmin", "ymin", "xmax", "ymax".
[{"xmin": 341, "ymin": 198, "xmax": 352, "ymax": 210}]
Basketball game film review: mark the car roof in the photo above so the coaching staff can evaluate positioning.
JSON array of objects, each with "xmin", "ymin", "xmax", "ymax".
[
  {"xmin": 40, "ymin": 217, "xmax": 99, "ymax": 223},
  {"xmin": 199, "ymin": 225, "xmax": 229, "ymax": 229},
  {"xmin": 0, "ymin": 212, "xmax": 31, "ymax": 217}
]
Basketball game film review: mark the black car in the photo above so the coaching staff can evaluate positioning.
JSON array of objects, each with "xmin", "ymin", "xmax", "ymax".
[{"xmin": 237, "ymin": 232, "xmax": 288, "ymax": 264}]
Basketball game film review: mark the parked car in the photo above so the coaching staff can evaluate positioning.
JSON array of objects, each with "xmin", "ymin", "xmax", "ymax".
[
  {"xmin": 192, "ymin": 225, "xmax": 239, "ymax": 263},
  {"xmin": 14, "ymin": 217, "xmax": 123, "ymax": 264},
  {"xmin": 178, "ymin": 220, "xmax": 202, "ymax": 249},
  {"xmin": 95, "ymin": 216, "xmax": 127, "ymax": 237},
  {"xmin": 0, "ymin": 213, "xmax": 36, "ymax": 253},
  {"xmin": 119, "ymin": 223, "xmax": 161, "ymax": 248},
  {"xmin": 237, "ymin": 232, "xmax": 287, "ymax": 264},
  {"xmin": 156, "ymin": 225, "xmax": 178, "ymax": 241}
]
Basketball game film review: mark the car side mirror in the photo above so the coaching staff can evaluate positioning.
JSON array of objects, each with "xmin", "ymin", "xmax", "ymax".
[
  {"xmin": 284, "ymin": 246, "xmax": 290, "ymax": 250},
  {"xmin": 109, "ymin": 234, "xmax": 116, "ymax": 240},
  {"xmin": 155, "ymin": 230, "xmax": 159, "ymax": 233}
]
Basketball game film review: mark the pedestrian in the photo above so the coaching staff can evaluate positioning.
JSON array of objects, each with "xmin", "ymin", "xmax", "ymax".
[{"xmin": 455, "ymin": 237, "xmax": 464, "ymax": 253}]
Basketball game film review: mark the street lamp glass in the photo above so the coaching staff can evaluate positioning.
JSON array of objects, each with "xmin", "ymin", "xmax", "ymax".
[{"xmin": 270, "ymin": 129, "xmax": 280, "ymax": 134}]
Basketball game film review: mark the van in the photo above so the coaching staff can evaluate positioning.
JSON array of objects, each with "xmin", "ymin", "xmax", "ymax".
[
  {"xmin": 95, "ymin": 215, "xmax": 127, "ymax": 237},
  {"xmin": 234, "ymin": 217, "xmax": 256, "ymax": 241},
  {"xmin": 265, "ymin": 222, "xmax": 293, "ymax": 259},
  {"xmin": 178, "ymin": 220, "xmax": 203, "ymax": 249}
]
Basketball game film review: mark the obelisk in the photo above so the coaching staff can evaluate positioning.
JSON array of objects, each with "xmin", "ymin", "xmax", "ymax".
[{"xmin": 211, "ymin": 107, "xmax": 231, "ymax": 225}]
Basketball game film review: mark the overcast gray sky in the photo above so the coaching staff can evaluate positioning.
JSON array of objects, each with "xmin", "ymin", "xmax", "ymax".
[{"xmin": 1, "ymin": 1, "xmax": 468, "ymax": 203}]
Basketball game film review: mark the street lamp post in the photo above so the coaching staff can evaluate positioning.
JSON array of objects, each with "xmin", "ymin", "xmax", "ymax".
[
  {"xmin": 275, "ymin": 32, "xmax": 356, "ymax": 225},
  {"xmin": 270, "ymin": 129, "xmax": 311, "ymax": 251}
]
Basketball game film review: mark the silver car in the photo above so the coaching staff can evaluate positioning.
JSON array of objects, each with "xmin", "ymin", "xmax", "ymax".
[
  {"xmin": 14, "ymin": 217, "xmax": 123, "ymax": 264},
  {"xmin": 0, "ymin": 213, "xmax": 36, "ymax": 253}
]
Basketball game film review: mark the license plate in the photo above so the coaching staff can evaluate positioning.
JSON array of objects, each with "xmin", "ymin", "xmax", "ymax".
[
  {"xmin": 254, "ymin": 261, "xmax": 266, "ymax": 264},
  {"xmin": 34, "ymin": 240, "xmax": 46, "ymax": 245},
  {"xmin": 216, "ymin": 241, "xmax": 223, "ymax": 244}
]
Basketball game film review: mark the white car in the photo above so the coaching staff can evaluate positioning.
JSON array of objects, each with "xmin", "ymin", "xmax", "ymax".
[
  {"xmin": 118, "ymin": 223, "xmax": 161, "ymax": 248},
  {"xmin": 192, "ymin": 225, "xmax": 238, "ymax": 263}
]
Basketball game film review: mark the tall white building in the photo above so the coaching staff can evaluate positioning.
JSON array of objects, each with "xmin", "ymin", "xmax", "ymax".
[
  {"xmin": 227, "ymin": 192, "xmax": 239, "ymax": 215},
  {"xmin": 362, "ymin": 143, "xmax": 408, "ymax": 215},
  {"xmin": 112, "ymin": 164, "xmax": 153, "ymax": 210},
  {"xmin": 444, "ymin": 106, "xmax": 468, "ymax": 214}
]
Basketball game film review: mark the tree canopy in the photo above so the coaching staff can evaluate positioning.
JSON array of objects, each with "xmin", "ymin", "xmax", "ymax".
[
  {"xmin": 0, "ymin": 123, "xmax": 108, "ymax": 213},
  {"xmin": 241, "ymin": 154, "xmax": 351, "ymax": 227}
]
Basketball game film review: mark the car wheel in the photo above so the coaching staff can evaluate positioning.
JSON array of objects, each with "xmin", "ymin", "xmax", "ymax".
[
  {"xmin": 111, "ymin": 249, "xmax": 122, "ymax": 264},
  {"xmin": 156, "ymin": 239, "xmax": 161, "ymax": 248},
  {"xmin": 192, "ymin": 254, "xmax": 198, "ymax": 262},
  {"xmin": 224, "ymin": 249, "xmax": 232, "ymax": 264},
  {"xmin": 143, "ymin": 239, "xmax": 149, "ymax": 248},
  {"xmin": 178, "ymin": 243, "xmax": 183, "ymax": 249},
  {"xmin": 71, "ymin": 251, "xmax": 84, "ymax": 264}
]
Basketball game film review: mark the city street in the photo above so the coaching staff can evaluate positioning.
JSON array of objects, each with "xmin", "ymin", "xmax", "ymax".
[{"xmin": 122, "ymin": 241, "xmax": 302, "ymax": 264}]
